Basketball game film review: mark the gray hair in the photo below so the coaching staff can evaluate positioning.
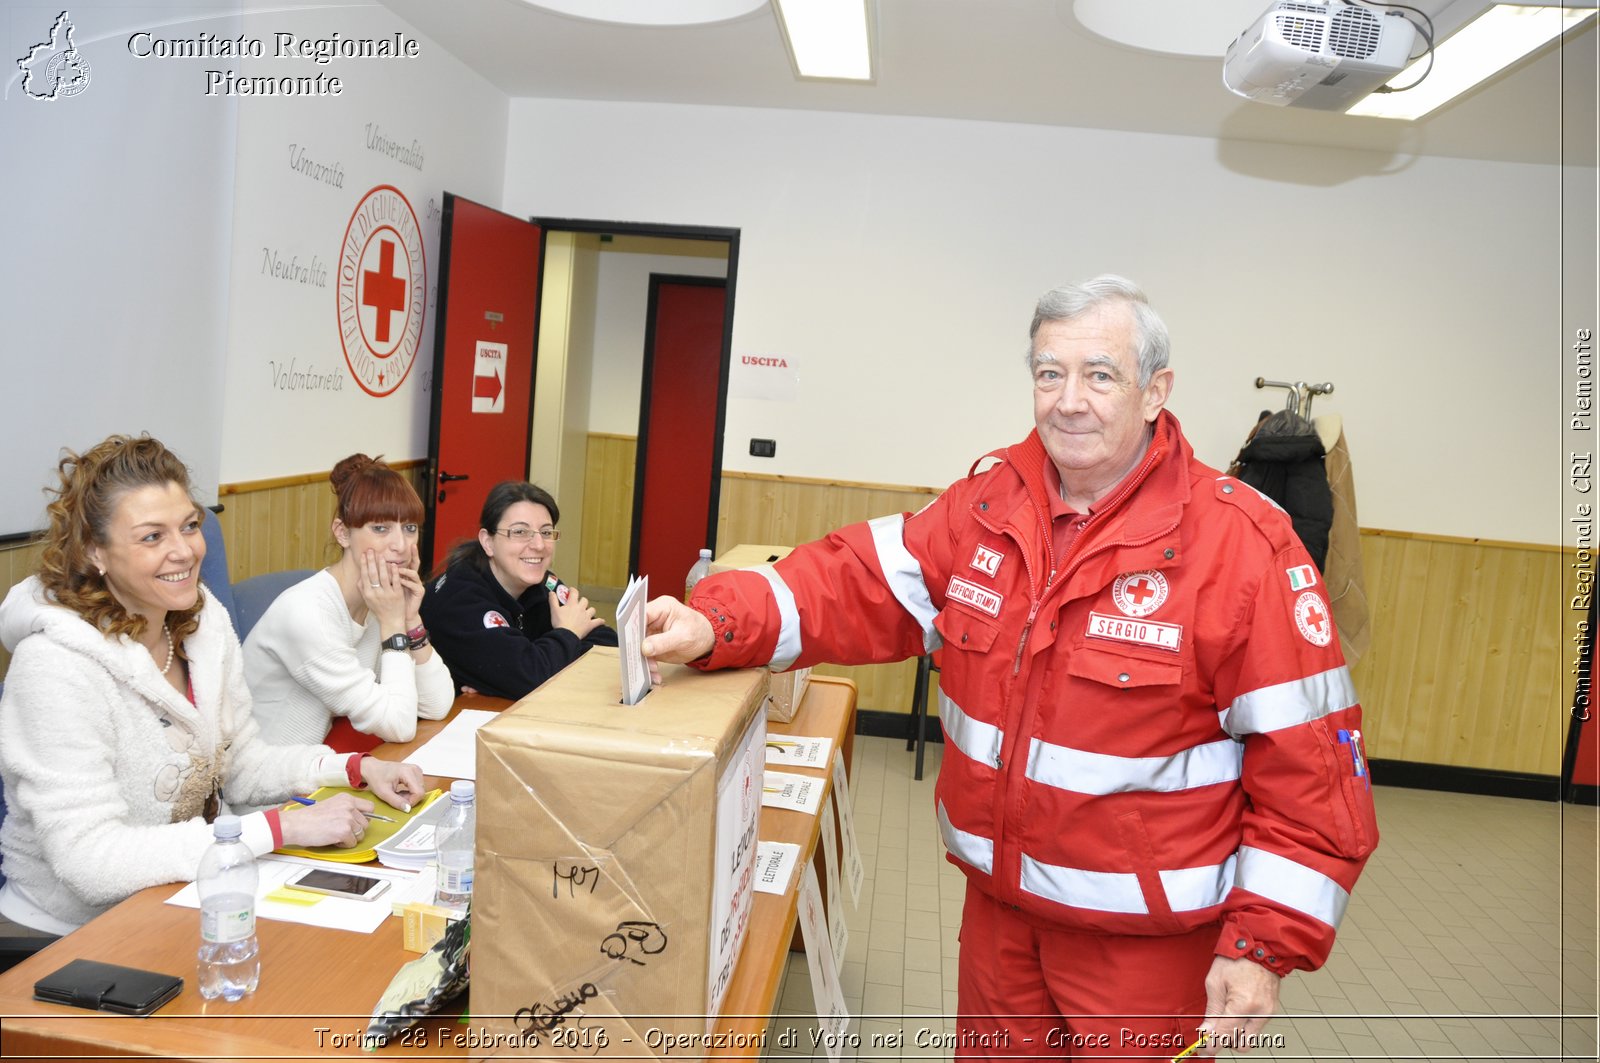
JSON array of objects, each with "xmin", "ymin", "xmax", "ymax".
[{"xmin": 1025, "ymin": 274, "xmax": 1171, "ymax": 387}]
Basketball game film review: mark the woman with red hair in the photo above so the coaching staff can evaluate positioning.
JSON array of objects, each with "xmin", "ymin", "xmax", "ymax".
[{"xmin": 244, "ymin": 454, "xmax": 452, "ymax": 753}]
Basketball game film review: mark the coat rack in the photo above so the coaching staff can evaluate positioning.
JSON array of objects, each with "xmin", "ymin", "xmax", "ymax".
[{"xmin": 1255, "ymin": 377, "xmax": 1335, "ymax": 421}]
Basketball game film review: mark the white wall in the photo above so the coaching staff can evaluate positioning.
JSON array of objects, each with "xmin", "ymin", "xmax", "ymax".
[
  {"xmin": 587, "ymin": 247, "xmax": 730, "ymax": 435},
  {"xmin": 504, "ymin": 99, "xmax": 1587, "ymax": 545},
  {"xmin": 1, "ymin": 2, "xmax": 242, "ymax": 535},
  {"xmin": 218, "ymin": 3, "xmax": 508, "ymax": 483}
]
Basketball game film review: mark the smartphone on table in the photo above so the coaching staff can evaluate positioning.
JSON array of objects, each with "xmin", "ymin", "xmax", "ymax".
[{"xmin": 286, "ymin": 867, "xmax": 391, "ymax": 901}]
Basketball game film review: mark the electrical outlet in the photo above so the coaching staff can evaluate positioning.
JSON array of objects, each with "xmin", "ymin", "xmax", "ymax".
[{"xmin": 749, "ymin": 438, "xmax": 777, "ymax": 458}]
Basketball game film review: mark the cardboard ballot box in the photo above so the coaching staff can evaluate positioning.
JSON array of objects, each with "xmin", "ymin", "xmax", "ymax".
[
  {"xmin": 472, "ymin": 648, "xmax": 769, "ymax": 1056},
  {"xmin": 709, "ymin": 544, "xmax": 811, "ymax": 723}
]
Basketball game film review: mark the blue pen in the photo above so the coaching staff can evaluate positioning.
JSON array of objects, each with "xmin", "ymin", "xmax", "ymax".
[{"xmin": 288, "ymin": 795, "xmax": 396, "ymax": 822}]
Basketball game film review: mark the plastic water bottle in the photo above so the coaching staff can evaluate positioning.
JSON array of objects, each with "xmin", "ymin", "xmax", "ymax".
[
  {"xmin": 435, "ymin": 780, "xmax": 476, "ymax": 913},
  {"xmin": 686, "ymin": 548, "xmax": 714, "ymax": 600},
  {"xmin": 196, "ymin": 815, "xmax": 260, "ymax": 1001}
]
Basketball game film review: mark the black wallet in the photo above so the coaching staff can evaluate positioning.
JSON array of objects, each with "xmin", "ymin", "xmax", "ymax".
[{"xmin": 33, "ymin": 959, "xmax": 184, "ymax": 1016}]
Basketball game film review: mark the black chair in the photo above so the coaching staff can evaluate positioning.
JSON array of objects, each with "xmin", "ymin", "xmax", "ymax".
[{"xmin": 905, "ymin": 653, "xmax": 941, "ymax": 781}]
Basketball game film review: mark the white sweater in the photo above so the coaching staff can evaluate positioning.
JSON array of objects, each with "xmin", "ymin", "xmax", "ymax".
[
  {"xmin": 0, "ymin": 578, "xmax": 352, "ymax": 933},
  {"xmin": 243, "ymin": 570, "xmax": 452, "ymax": 748}
]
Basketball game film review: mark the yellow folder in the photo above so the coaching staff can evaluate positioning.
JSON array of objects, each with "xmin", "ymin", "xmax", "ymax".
[{"xmin": 274, "ymin": 786, "xmax": 444, "ymax": 863}]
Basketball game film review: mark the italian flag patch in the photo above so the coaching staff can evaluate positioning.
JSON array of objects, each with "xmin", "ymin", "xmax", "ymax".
[{"xmin": 1286, "ymin": 564, "xmax": 1318, "ymax": 591}]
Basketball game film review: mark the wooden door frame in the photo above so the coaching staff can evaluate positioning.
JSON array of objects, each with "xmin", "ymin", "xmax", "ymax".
[{"xmin": 527, "ymin": 217, "xmax": 740, "ymax": 580}]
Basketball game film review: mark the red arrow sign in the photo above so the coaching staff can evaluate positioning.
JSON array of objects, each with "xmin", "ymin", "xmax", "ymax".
[{"xmin": 473, "ymin": 369, "xmax": 502, "ymax": 403}]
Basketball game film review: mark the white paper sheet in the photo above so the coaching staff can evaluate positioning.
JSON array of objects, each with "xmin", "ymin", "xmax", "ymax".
[
  {"xmin": 764, "ymin": 734, "xmax": 833, "ymax": 769},
  {"xmin": 754, "ymin": 840, "xmax": 801, "ymax": 895},
  {"xmin": 401, "ymin": 708, "xmax": 497, "ymax": 780},
  {"xmin": 796, "ymin": 862, "xmax": 851, "ymax": 1060},
  {"xmin": 165, "ymin": 854, "xmax": 422, "ymax": 934},
  {"xmin": 761, "ymin": 770, "xmax": 824, "ymax": 814},
  {"xmin": 831, "ymin": 752, "xmax": 865, "ymax": 907},
  {"xmin": 820, "ymin": 794, "xmax": 848, "ymax": 969},
  {"xmin": 615, "ymin": 574, "xmax": 650, "ymax": 706}
]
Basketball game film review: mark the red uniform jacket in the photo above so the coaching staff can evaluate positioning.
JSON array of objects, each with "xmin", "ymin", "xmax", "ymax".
[{"xmin": 691, "ymin": 412, "xmax": 1377, "ymax": 975}]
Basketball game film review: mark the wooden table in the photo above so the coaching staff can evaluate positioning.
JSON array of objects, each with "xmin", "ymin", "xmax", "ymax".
[{"xmin": 0, "ymin": 676, "xmax": 856, "ymax": 1061}]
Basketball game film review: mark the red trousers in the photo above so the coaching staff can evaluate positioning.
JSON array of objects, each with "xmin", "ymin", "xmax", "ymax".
[{"xmin": 955, "ymin": 885, "xmax": 1212, "ymax": 1060}]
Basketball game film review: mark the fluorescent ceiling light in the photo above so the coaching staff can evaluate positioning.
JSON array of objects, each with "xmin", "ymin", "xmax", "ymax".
[
  {"xmin": 522, "ymin": 1, "xmax": 767, "ymax": 26},
  {"xmin": 774, "ymin": 0, "xmax": 873, "ymax": 80},
  {"xmin": 1347, "ymin": 4, "xmax": 1596, "ymax": 119}
]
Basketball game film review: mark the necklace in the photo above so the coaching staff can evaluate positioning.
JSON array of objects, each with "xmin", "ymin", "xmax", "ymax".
[{"xmin": 159, "ymin": 625, "xmax": 175, "ymax": 676}]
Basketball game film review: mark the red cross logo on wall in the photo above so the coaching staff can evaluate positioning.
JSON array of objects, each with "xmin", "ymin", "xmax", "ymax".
[
  {"xmin": 362, "ymin": 240, "xmax": 407, "ymax": 344},
  {"xmin": 1112, "ymin": 570, "xmax": 1168, "ymax": 617},
  {"xmin": 336, "ymin": 185, "xmax": 428, "ymax": 398},
  {"xmin": 1294, "ymin": 591, "xmax": 1333, "ymax": 647}
]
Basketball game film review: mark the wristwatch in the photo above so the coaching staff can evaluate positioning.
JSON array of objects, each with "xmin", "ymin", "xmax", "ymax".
[{"xmin": 380, "ymin": 633, "xmax": 411, "ymax": 653}]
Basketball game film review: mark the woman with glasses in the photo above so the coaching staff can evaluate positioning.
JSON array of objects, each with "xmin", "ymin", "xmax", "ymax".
[
  {"xmin": 420, "ymin": 481, "xmax": 615, "ymax": 699},
  {"xmin": 243, "ymin": 455, "xmax": 453, "ymax": 753}
]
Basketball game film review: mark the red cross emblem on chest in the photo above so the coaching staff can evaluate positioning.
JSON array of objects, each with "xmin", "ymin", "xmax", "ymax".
[{"xmin": 1111, "ymin": 570, "xmax": 1168, "ymax": 618}]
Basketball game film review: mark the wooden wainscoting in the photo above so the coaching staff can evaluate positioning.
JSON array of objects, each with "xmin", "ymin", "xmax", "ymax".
[
  {"xmin": 578, "ymin": 433, "xmax": 638, "ymax": 589},
  {"xmin": 1349, "ymin": 529, "xmax": 1569, "ymax": 777}
]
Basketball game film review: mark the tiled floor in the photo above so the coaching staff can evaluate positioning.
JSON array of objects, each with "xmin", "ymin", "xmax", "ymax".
[{"xmin": 767, "ymin": 735, "xmax": 1600, "ymax": 1061}]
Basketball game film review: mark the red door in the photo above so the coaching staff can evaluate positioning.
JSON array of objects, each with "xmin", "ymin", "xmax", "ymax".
[
  {"xmin": 424, "ymin": 195, "xmax": 542, "ymax": 570},
  {"xmin": 630, "ymin": 275, "xmax": 730, "ymax": 597}
]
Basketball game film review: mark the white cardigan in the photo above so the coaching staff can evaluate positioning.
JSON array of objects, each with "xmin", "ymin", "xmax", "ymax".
[
  {"xmin": 243, "ymin": 570, "xmax": 452, "ymax": 748},
  {"xmin": 0, "ymin": 578, "xmax": 351, "ymax": 933}
]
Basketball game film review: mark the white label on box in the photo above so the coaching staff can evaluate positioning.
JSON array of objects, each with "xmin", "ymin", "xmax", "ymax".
[
  {"xmin": 831, "ymin": 752, "xmax": 865, "ymax": 907},
  {"xmin": 764, "ymin": 734, "xmax": 833, "ymax": 768},
  {"xmin": 797, "ymin": 863, "xmax": 851, "ymax": 1060},
  {"xmin": 761, "ymin": 770, "xmax": 824, "ymax": 814},
  {"xmin": 708, "ymin": 709, "xmax": 767, "ymax": 1019},
  {"xmin": 820, "ymin": 794, "xmax": 848, "ymax": 970},
  {"xmin": 754, "ymin": 841, "xmax": 801, "ymax": 895}
]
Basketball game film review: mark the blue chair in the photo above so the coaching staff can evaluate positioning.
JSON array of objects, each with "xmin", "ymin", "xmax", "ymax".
[{"xmin": 199, "ymin": 508, "xmax": 313, "ymax": 640}]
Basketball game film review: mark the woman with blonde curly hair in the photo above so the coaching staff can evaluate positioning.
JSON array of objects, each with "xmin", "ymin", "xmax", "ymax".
[
  {"xmin": 0, "ymin": 435, "xmax": 423, "ymax": 936},
  {"xmin": 244, "ymin": 454, "xmax": 452, "ymax": 753}
]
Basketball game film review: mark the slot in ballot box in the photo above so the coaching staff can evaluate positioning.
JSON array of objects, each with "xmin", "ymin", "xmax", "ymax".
[
  {"xmin": 708, "ymin": 544, "xmax": 810, "ymax": 722},
  {"xmin": 472, "ymin": 648, "xmax": 769, "ymax": 1056}
]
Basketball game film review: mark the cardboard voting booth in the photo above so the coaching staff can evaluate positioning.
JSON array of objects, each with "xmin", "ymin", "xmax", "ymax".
[
  {"xmin": 472, "ymin": 649, "xmax": 769, "ymax": 1056},
  {"xmin": 709, "ymin": 544, "xmax": 811, "ymax": 723}
]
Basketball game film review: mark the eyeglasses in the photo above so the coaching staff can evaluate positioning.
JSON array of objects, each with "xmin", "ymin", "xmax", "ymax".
[{"xmin": 494, "ymin": 525, "xmax": 560, "ymax": 543}]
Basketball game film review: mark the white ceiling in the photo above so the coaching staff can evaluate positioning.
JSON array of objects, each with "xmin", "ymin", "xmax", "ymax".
[{"xmin": 378, "ymin": 0, "xmax": 1597, "ymax": 167}]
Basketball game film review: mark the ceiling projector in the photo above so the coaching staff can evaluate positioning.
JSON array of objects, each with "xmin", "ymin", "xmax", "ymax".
[{"xmin": 1223, "ymin": 1, "xmax": 1419, "ymax": 110}]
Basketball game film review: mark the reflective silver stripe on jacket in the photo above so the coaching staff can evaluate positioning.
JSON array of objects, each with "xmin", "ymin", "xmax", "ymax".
[
  {"xmin": 1019, "ymin": 854, "xmax": 1147, "ymax": 914},
  {"xmin": 751, "ymin": 565, "xmax": 802, "ymax": 672},
  {"xmin": 939, "ymin": 690, "xmax": 1003, "ymax": 769},
  {"xmin": 1235, "ymin": 845, "xmax": 1349, "ymax": 928},
  {"xmin": 1160, "ymin": 855, "xmax": 1238, "ymax": 912},
  {"xmin": 1219, "ymin": 666, "xmax": 1358, "ymax": 737},
  {"xmin": 1025, "ymin": 736, "xmax": 1244, "ymax": 795},
  {"xmin": 868, "ymin": 514, "xmax": 942, "ymax": 653},
  {"xmin": 937, "ymin": 801, "xmax": 993, "ymax": 874}
]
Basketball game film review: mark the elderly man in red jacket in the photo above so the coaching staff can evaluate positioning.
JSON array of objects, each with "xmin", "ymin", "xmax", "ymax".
[{"xmin": 644, "ymin": 275, "xmax": 1376, "ymax": 1059}]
